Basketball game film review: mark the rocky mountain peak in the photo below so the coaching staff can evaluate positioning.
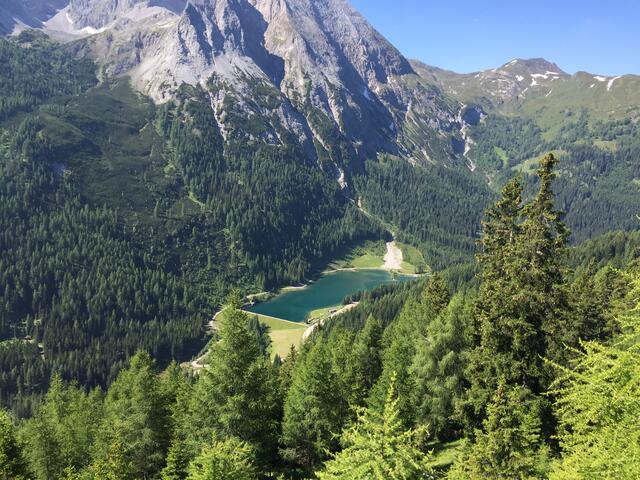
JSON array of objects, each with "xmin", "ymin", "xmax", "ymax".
[
  {"xmin": 497, "ymin": 58, "xmax": 568, "ymax": 77},
  {"xmin": 6, "ymin": 0, "xmax": 465, "ymax": 174}
]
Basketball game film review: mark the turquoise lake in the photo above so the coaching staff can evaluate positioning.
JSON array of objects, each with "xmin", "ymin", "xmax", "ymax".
[{"xmin": 247, "ymin": 269, "xmax": 413, "ymax": 322}]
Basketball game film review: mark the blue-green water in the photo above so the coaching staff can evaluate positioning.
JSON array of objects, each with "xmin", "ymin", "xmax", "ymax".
[{"xmin": 247, "ymin": 269, "xmax": 413, "ymax": 322}]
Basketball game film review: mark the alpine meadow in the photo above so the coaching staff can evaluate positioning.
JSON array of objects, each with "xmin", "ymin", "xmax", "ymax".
[{"xmin": 0, "ymin": 0, "xmax": 639, "ymax": 479}]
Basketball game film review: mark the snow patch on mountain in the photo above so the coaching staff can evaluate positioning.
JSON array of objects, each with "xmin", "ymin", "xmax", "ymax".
[{"xmin": 607, "ymin": 76, "xmax": 622, "ymax": 91}]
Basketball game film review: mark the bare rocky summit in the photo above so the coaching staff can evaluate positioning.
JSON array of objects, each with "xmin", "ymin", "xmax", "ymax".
[
  {"xmin": 18, "ymin": 0, "xmax": 464, "ymax": 174},
  {"xmin": 7, "ymin": 0, "xmax": 635, "ymax": 183}
]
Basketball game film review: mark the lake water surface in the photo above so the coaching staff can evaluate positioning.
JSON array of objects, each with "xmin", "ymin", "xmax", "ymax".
[{"xmin": 247, "ymin": 269, "xmax": 413, "ymax": 322}]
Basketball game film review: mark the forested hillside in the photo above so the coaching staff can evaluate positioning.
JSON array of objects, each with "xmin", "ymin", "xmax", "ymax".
[
  {"xmin": 468, "ymin": 108, "xmax": 640, "ymax": 243},
  {"xmin": 0, "ymin": 34, "xmax": 384, "ymax": 412},
  {"xmin": 2, "ymin": 154, "xmax": 638, "ymax": 479}
]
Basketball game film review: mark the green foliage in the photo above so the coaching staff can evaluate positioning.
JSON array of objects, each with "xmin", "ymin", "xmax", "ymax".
[
  {"xmin": 354, "ymin": 156, "xmax": 492, "ymax": 270},
  {"xmin": 448, "ymin": 384, "xmax": 549, "ymax": 480},
  {"xmin": 464, "ymin": 155, "xmax": 569, "ymax": 424},
  {"xmin": 470, "ymin": 112, "xmax": 640, "ymax": 244},
  {"xmin": 316, "ymin": 378, "xmax": 432, "ymax": 480},
  {"xmin": 281, "ymin": 340, "xmax": 347, "ymax": 467},
  {"xmin": 0, "ymin": 35, "xmax": 96, "ymax": 121},
  {"xmin": 561, "ymin": 262, "xmax": 628, "ymax": 360},
  {"xmin": 166, "ymin": 89, "xmax": 385, "ymax": 288},
  {"xmin": 0, "ymin": 37, "xmax": 384, "ymax": 411},
  {"xmin": 469, "ymin": 115, "xmax": 543, "ymax": 171},
  {"xmin": 548, "ymin": 272, "xmax": 640, "ymax": 479},
  {"xmin": 567, "ymin": 230, "xmax": 640, "ymax": 270},
  {"xmin": 369, "ymin": 276, "xmax": 450, "ymax": 428},
  {"xmin": 183, "ymin": 305, "xmax": 281, "ymax": 464},
  {"xmin": 186, "ymin": 436, "xmax": 256, "ymax": 480},
  {"xmin": 349, "ymin": 315, "xmax": 385, "ymax": 406},
  {"xmin": 0, "ymin": 115, "xmax": 206, "ymax": 410},
  {"xmin": 94, "ymin": 351, "xmax": 169, "ymax": 479},
  {"xmin": 80, "ymin": 440, "xmax": 133, "ymax": 480},
  {"xmin": 411, "ymin": 294, "xmax": 474, "ymax": 440},
  {"xmin": 22, "ymin": 375, "xmax": 103, "ymax": 479},
  {"xmin": 0, "ymin": 410, "xmax": 30, "ymax": 480}
]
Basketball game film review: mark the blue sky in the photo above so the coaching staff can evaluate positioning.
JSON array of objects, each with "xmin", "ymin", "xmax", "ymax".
[{"xmin": 349, "ymin": 0, "xmax": 639, "ymax": 76}]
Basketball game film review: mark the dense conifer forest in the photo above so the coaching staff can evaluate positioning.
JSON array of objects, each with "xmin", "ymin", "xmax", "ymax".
[
  {"xmin": 1, "ymin": 27, "xmax": 640, "ymax": 480},
  {"xmin": 2, "ymin": 153, "xmax": 639, "ymax": 479},
  {"xmin": 0, "ymin": 35, "xmax": 384, "ymax": 412}
]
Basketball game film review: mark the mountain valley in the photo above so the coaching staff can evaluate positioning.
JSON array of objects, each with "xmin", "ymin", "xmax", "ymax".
[{"xmin": 0, "ymin": 1, "xmax": 639, "ymax": 478}]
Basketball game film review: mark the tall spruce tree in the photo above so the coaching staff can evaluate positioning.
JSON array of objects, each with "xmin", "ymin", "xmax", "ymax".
[
  {"xmin": 519, "ymin": 153, "xmax": 570, "ymax": 368},
  {"xmin": 449, "ymin": 384, "xmax": 549, "ymax": 479},
  {"xmin": 369, "ymin": 276, "xmax": 450, "ymax": 427},
  {"xmin": 464, "ymin": 154, "xmax": 569, "ymax": 425},
  {"xmin": 411, "ymin": 293, "xmax": 474, "ymax": 440},
  {"xmin": 94, "ymin": 351, "xmax": 169, "ymax": 480},
  {"xmin": 281, "ymin": 340, "xmax": 347, "ymax": 467},
  {"xmin": 184, "ymin": 303, "xmax": 281, "ymax": 465},
  {"xmin": 23, "ymin": 374, "xmax": 103, "ymax": 480},
  {"xmin": 186, "ymin": 436, "xmax": 256, "ymax": 480},
  {"xmin": 350, "ymin": 315, "xmax": 384, "ymax": 406},
  {"xmin": 0, "ymin": 410, "xmax": 30, "ymax": 480}
]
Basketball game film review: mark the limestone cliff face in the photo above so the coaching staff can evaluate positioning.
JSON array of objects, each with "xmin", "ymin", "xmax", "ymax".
[{"xmin": 22, "ymin": 0, "xmax": 466, "ymax": 174}]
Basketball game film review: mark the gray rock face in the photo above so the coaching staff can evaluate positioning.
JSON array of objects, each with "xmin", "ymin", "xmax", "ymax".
[
  {"xmin": 67, "ymin": 0, "xmax": 185, "ymax": 28},
  {"xmin": 12, "ymin": 0, "xmax": 466, "ymax": 173},
  {"xmin": 0, "ymin": 0, "xmax": 67, "ymax": 34}
]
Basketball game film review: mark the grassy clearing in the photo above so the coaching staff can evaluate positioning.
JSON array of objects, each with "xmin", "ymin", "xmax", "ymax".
[
  {"xmin": 513, "ymin": 149, "xmax": 567, "ymax": 174},
  {"xmin": 593, "ymin": 139, "xmax": 617, "ymax": 151},
  {"xmin": 427, "ymin": 439, "xmax": 464, "ymax": 472},
  {"xmin": 328, "ymin": 239, "xmax": 386, "ymax": 270},
  {"xmin": 247, "ymin": 312, "xmax": 306, "ymax": 359},
  {"xmin": 397, "ymin": 242, "xmax": 427, "ymax": 274},
  {"xmin": 306, "ymin": 306, "xmax": 337, "ymax": 322},
  {"xmin": 494, "ymin": 146, "xmax": 509, "ymax": 169}
]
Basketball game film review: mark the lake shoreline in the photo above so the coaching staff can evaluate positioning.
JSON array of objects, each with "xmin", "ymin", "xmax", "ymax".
[{"xmin": 246, "ymin": 268, "xmax": 416, "ymax": 323}]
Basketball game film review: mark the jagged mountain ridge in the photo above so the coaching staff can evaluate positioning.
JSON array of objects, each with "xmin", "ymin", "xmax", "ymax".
[
  {"xmin": 23, "ymin": 0, "xmax": 464, "ymax": 178},
  {"xmin": 4, "ymin": 0, "xmax": 639, "ymax": 182},
  {"xmin": 414, "ymin": 58, "xmax": 569, "ymax": 109},
  {"xmin": 414, "ymin": 58, "xmax": 640, "ymax": 120}
]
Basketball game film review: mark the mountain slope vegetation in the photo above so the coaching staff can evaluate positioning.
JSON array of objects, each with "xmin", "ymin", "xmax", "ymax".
[
  {"xmin": 2, "ymin": 155, "xmax": 638, "ymax": 479},
  {"xmin": 0, "ymin": 34, "xmax": 385, "ymax": 411}
]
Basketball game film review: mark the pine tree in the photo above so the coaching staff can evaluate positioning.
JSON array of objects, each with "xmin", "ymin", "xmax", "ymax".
[
  {"xmin": 278, "ymin": 344, "xmax": 298, "ymax": 396},
  {"xmin": 94, "ymin": 351, "xmax": 169, "ymax": 479},
  {"xmin": 316, "ymin": 376, "xmax": 432, "ymax": 480},
  {"xmin": 519, "ymin": 153, "xmax": 570, "ymax": 367},
  {"xmin": 281, "ymin": 340, "xmax": 347, "ymax": 467},
  {"xmin": 185, "ymin": 304, "xmax": 281, "ymax": 464},
  {"xmin": 160, "ymin": 364, "xmax": 193, "ymax": 480},
  {"xmin": 186, "ymin": 436, "xmax": 255, "ymax": 480},
  {"xmin": 22, "ymin": 374, "xmax": 103, "ymax": 480},
  {"xmin": 411, "ymin": 294, "xmax": 474, "ymax": 440},
  {"xmin": 350, "ymin": 315, "xmax": 384, "ymax": 406},
  {"xmin": 369, "ymin": 276, "xmax": 450, "ymax": 427},
  {"xmin": 161, "ymin": 438, "xmax": 191, "ymax": 480},
  {"xmin": 449, "ymin": 384, "xmax": 549, "ymax": 479},
  {"xmin": 82, "ymin": 440, "xmax": 133, "ymax": 480},
  {"xmin": 548, "ymin": 272, "xmax": 640, "ymax": 479},
  {"xmin": 562, "ymin": 262, "xmax": 628, "ymax": 362},
  {"xmin": 0, "ymin": 410, "xmax": 30, "ymax": 480},
  {"xmin": 464, "ymin": 155, "xmax": 568, "ymax": 425}
]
